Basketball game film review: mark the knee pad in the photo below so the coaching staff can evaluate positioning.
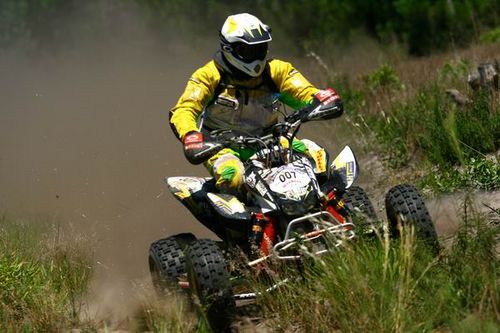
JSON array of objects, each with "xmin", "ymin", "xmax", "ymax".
[{"xmin": 212, "ymin": 154, "xmax": 245, "ymax": 192}]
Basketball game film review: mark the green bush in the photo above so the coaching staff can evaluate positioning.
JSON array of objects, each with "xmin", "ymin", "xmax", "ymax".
[
  {"xmin": 479, "ymin": 27, "xmax": 500, "ymax": 44},
  {"xmin": 439, "ymin": 59, "xmax": 471, "ymax": 85},
  {"xmin": 420, "ymin": 157, "xmax": 500, "ymax": 192},
  {"xmin": 363, "ymin": 63, "xmax": 402, "ymax": 91}
]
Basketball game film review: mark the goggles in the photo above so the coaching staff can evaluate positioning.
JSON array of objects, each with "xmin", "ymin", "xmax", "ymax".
[{"xmin": 232, "ymin": 42, "xmax": 268, "ymax": 62}]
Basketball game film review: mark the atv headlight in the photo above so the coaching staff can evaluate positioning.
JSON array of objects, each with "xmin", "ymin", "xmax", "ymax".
[
  {"xmin": 280, "ymin": 185, "xmax": 318, "ymax": 216},
  {"xmin": 303, "ymin": 190, "xmax": 318, "ymax": 211},
  {"xmin": 281, "ymin": 200, "xmax": 304, "ymax": 216}
]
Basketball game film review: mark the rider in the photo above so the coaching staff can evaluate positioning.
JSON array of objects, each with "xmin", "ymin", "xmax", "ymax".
[{"xmin": 170, "ymin": 13, "xmax": 343, "ymax": 194}]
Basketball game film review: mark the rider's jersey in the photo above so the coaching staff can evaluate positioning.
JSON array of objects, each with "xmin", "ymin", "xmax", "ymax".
[{"xmin": 169, "ymin": 54, "xmax": 319, "ymax": 140}]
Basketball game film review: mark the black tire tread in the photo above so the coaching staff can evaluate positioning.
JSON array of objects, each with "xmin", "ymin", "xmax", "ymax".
[
  {"xmin": 385, "ymin": 184, "xmax": 439, "ymax": 249},
  {"xmin": 187, "ymin": 239, "xmax": 234, "ymax": 332},
  {"xmin": 149, "ymin": 233, "xmax": 196, "ymax": 289},
  {"xmin": 344, "ymin": 186, "xmax": 378, "ymax": 219},
  {"xmin": 187, "ymin": 239, "xmax": 233, "ymax": 299}
]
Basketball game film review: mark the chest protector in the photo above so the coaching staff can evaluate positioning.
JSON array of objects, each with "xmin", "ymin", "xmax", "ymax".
[{"xmin": 201, "ymin": 68, "xmax": 281, "ymax": 136}]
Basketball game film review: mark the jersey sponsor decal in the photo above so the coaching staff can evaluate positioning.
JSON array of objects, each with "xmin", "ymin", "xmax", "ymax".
[
  {"xmin": 292, "ymin": 78, "xmax": 304, "ymax": 87},
  {"xmin": 185, "ymin": 86, "xmax": 202, "ymax": 101}
]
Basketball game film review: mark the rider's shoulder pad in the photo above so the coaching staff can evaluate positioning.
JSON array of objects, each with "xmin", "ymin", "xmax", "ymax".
[{"xmin": 191, "ymin": 60, "xmax": 221, "ymax": 91}]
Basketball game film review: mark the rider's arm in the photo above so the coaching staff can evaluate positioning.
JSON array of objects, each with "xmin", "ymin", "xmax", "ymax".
[
  {"xmin": 169, "ymin": 61, "xmax": 221, "ymax": 140},
  {"xmin": 267, "ymin": 59, "xmax": 320, "ymax": 109}
]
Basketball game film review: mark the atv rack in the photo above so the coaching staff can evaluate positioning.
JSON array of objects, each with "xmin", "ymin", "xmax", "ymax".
[
  {"xmin": 248, "ymin": 211, "xmax": 355, "ymax": 266},
  {"xmin": 234, "ymin": 212, "xmax": 354, "ymax": 301}
]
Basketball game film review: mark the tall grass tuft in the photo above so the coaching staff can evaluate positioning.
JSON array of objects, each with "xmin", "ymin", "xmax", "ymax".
[
  {"xmin": 131, "ymin": 284, "xmax": 197, "ymax": 333},
  {"xmin": 257, "ymin": 203, "xmax": 499, "ymax": 332},
  {"xmin": 0, "ymin": 214, "xmax": 94, "ymax": 332}
]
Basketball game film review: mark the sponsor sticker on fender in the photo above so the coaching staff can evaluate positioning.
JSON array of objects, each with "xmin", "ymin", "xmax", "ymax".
[{"xmin": 314, "ymin": 150, "xmax": 327, "ymax": 173}]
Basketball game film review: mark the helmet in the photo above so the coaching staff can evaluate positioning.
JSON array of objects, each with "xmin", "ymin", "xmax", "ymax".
[{"xmin": 220, "ymin": 13, "xmax": 272, "ymax": 77}]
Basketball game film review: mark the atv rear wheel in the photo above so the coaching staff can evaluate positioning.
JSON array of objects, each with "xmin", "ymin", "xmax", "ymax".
[
  {"xmin": 186, "ymin": 239, "xmax": 235, "ymax": 332},
  {"xmin": 385, "ymin": 184, "xmax": 439, "ymax": 253},
  {"xmin": 344, "ymin": 186, "xmax": 379, "ymax": 232},
  {"xmin": 148, "ymin": 233, "xmax": 196, "ymax": 292}
]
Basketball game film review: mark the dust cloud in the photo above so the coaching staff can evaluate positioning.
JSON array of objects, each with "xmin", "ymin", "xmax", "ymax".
[{"xmin": 0, "ymin": 2, "xmax": 221, "ymax": 323}]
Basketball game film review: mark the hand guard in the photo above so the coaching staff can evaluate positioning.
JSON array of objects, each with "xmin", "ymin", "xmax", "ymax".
[
  {"xmin": 183, "ymin": 131, "xmax": 204, "ymax": 148},
  {"xmin": 310, "ymin": 88, "xmax": 343, "ymax": 120},
  {"xmin": 314, "ymin": 88, "xmax": 340, "ymax": 105},
  {"xmin": 183, "ymin": 131, "xmax": 224, "ymax": 165}
]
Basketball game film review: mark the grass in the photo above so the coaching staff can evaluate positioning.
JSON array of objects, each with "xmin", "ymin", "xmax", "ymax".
[
  {"xmin": 0, "ymin": 213, "xmax": 94, "ymax": 332},
  {"xmin": 319, "ymin": 43, "xmax": 500, "ymax": 193},
  {"xmin": 419, "ymin": 156, "xmax": 500, "ymax": 193},
  {"xmin": 131, "ymin": 284, "xmax": 197, "ymax": 333},
  {"xmin": 0, "ymin": 212, "xmax": 198, "ymax": 332},
  {"xmin": 256, "ymin": 199, "xmax": 499, "ymax": 332}
]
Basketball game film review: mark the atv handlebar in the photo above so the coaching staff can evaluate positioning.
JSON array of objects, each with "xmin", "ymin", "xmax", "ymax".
[
  {"xmin": 189, "ymin": 98, "xmax": 343, "ymax": 165},
  {"xmin": 203, "ymin": 120, "xmax": 301, "ymax": 167}
]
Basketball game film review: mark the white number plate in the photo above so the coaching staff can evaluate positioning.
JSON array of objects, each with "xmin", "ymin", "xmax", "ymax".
[{"xmin": 269, "ymin": 168, "xmax": 310, "ymax": 194}]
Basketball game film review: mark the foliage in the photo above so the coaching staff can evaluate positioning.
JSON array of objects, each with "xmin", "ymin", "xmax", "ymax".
[
  {"xmin": 336, "ymin": 57, "xmax": 499, "ymax": 192},
  {"xmin": 1, "ymin": 0, "xmax": 500, "ymax": 55},
  {"xmin": 420, "ymin": 157, "xmax": 500, "ymax": 193},
  {"xmin": 439, "ymin": 59, "xmax": 471, "ymax": 84},
  {"xmin": 258, "ymin": 207, "xmax": 499, "ymax": 332},
  {"xmin": 0, "ymin": 215, "xmax": 94, "ymax": 332},
  {"xmin": 480, "ymin": 27, "xmax": 500, "ymax": 44},
  {"xmin": 363, "ymin": 63, "xmax": 402, "ymax": 91},
  {"xmin": 365, "ymin": 68, "xmax": 498, "ymax": 167}
]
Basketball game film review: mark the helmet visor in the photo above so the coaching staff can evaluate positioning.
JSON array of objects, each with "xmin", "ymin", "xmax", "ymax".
[{"xmin": 233, "ymin": 42, "xmax": 268, "ymax": 62}]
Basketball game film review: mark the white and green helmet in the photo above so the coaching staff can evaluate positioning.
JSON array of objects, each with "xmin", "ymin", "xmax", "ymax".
[{"xmin": 220, "ymin": 13, "xmax": 272, "ymax": 77}]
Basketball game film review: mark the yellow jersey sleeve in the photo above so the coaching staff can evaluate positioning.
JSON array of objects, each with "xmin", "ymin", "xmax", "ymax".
[
  {"xmin": 170, "ymin": 60, "xmax": 221, "ymax": 140},
  {"xmin": 268, "ymin": 59, "xmax": 319, "ymax": 109}
]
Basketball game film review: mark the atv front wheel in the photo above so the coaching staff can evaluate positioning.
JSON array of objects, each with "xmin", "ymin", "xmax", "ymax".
[
  {"xmin": 186, "ymin": 239, "xmax": 235, "ymax": 332},
  {"xmin": 385, "ymin": 184, "xmax": 439, "ymax": 252},
  {"xmin": 344, "ymin": 186, "xmax": 379, "ymax": 232},
  {"xmin": 148, "ymin": 233, "xmax": 196, "ymax": 292}
]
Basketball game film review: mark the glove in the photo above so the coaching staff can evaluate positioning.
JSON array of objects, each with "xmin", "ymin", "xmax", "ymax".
[
  {"xmin": 183, "ymin": 131, "xmax": 205, "ymax": 164},
  {"xmin": 314, "ymin": 88, "xmax": 341, "ymax": 106},
  {"xmin": 183, "ymin": 131, "xmax": 223, "ymax": 165},
  {"xmin": 286, "ymin": 88, "xmax": 343, "ymax": 123},
  {"xmin": 312, "ymin": 88, "xmax": 343, "ymax": 119},
  {"xmin": 183, "ymin": 131, "xmax": 204, "ymax": 150}
]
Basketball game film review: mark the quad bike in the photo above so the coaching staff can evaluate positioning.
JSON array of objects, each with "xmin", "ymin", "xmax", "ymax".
[{"xmin": 149, "ymin": 97, "xmax": 439, "ymax": 331}]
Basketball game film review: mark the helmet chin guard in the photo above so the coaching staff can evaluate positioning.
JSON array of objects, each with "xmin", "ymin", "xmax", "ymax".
[
  {"xmin": 220, "ymin": 13, "xmax": 272, "ymax": 77},
  {"xmin": 222, "ymin": 52, "xmax": 266, "ymax": 77}
]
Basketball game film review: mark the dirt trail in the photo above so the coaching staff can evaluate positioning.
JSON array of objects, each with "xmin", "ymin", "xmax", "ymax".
[{"xmin": 0, "ymin": 35, "xmax": 220, "ymax": 323}]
